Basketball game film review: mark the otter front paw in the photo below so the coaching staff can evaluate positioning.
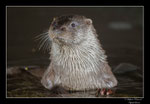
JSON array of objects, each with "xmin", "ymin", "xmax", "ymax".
[{"xmin": 41, "ymin": 77, "xmax": 54, "ymax": 90}]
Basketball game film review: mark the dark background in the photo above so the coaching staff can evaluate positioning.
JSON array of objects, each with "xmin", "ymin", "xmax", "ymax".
[{"xmin": 7, "ymin": 7, "xmax": 143, "ymax": 71}]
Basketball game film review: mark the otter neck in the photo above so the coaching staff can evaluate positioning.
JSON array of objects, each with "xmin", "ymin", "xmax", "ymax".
[{"xmin": 50, "ymin": 30, "xmax": 107, "ymax": 64}]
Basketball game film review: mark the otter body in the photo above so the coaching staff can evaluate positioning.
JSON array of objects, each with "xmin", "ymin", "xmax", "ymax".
[{"xmin": 41, "ymin": 15, "xmax": 117, "ymax": 91}]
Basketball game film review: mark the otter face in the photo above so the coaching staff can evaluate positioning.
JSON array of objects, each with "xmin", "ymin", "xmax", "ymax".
[{"xmin": 48, "ymin": 15, "xmax": 93, "ymax": 45}]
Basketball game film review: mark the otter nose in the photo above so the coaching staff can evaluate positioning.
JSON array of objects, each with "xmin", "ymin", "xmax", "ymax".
[{"xmin": 60, "ymin": 26, "xmax": 67, "ymax": 31}]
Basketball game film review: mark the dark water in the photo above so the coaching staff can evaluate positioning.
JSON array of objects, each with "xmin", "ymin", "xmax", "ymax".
[
  {"xmin": 7, "ymin": 6, "xmax": 143, "ymax": 97},
  {"xmin": 7, "ymin": 67, "xmax": 143, "ymax": 97}
]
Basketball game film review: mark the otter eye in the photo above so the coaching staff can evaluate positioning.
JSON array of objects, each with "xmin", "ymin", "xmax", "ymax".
[
  {"xmin": 71, "ymin": 23, "xmax": 76, "ymax": 27},
  {"xmin": 70, "ymin": 22, "xmax": 78, "ymax": 28}
]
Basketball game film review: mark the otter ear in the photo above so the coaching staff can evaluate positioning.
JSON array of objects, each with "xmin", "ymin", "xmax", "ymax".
[{"xmin": 85, "ymin": 19, "xmax": 92, "ymax": 25}]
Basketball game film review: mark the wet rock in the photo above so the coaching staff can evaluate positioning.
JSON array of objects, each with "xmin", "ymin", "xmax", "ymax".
[
  {"xmin": 26, "ymin": 67, "xmax": 45, "ymax": 78},
  {"xmin": 113, "ymin": 63, "xmax": 140, "ymax": 74},
  {"xmin": 7, "ymin": 65, "xmax": 143, "ymax": 97},
  {"xmin": 7, "ymin": 66, "xmax": 45, "ymax": 78},
  {"xmin": 7, "ymin": 67, "xmax": 21, "ymax": 75}
]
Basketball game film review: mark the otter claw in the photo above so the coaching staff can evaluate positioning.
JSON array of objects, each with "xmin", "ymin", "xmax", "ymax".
[
  {"xmin": 106, "ymin": 89, "xmax": 113, "ymax": 95},
  {"xmin": 100, "ymin": 88, "xmax": 106, "ymax": 95},
  {"xmin": 96, "ymin": 88, "xmax": 113, "ymax": 96}
]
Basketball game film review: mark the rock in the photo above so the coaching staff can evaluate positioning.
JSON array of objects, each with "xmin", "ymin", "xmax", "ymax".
[
  {"xmin": 7, "ymin": 66, "xmax": 45, "ymax": 78},
  {"xmin": 113, "ymin": 63, "xmax": 140, "ymax": 74},
  {"xmin": 7, "ymin": 67, "xmax": 21, "ymax": 75},
  {"xmin": 27, "ymin": 68, "xmax": 46, "ymax": 78}
]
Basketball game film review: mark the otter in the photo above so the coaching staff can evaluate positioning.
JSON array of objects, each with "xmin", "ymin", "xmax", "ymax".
[{"xmin": 40, "ymin": 15, "xmax": 118, "ymax": 95}]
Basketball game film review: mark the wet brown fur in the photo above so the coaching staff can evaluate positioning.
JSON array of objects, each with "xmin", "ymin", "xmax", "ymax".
[{"xmin": 41, "ymin": 15, "xmax": 118, "ymax": 91}]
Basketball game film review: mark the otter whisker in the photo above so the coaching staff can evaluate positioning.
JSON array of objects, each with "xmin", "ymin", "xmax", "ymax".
[
  {"xmin": 36, "ymin": 36, "xmax": 48, "ymax": 49},
  {"xmin": 34, "ymin": 31, "xmax": 51, "ymax": 53},
  {"xmin": 38, "ymin": 35, "xmax": 49, "ymax": 45},
  {"xmin": 34, "ymin": 32, "xmax": 49, "ymax": 39},
  {"xmin": 34, "ymin": 32, "xmax": 49, "ymax": 41},
  {"xmin": 38, "ymin": 35, "xmax": 50, "ymax": 51},
  {"xmin": 42, "ymin": 37, "xmax": 51, "ymax": 53},
  {"xmin": 44, "ymin": 39, "xmax": 51, "ymax": 51}
]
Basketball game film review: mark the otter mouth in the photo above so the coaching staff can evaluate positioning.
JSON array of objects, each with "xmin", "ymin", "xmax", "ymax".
[
  {"xmin": 56, "ymin": 37, "xmax": 73, "ymax": 45},
  {"xmin": 49, "ymin": 33, "xmax": 71, "ymax": 45},
  {"xmin": 54, "ymin": 37, "xmax": 66, "ymax": 44}
]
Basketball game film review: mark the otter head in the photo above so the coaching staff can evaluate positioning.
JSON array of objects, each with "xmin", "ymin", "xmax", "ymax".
[{"xmin": 48, "ymin": 15, "xmax": 93, "ymax": 45}]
